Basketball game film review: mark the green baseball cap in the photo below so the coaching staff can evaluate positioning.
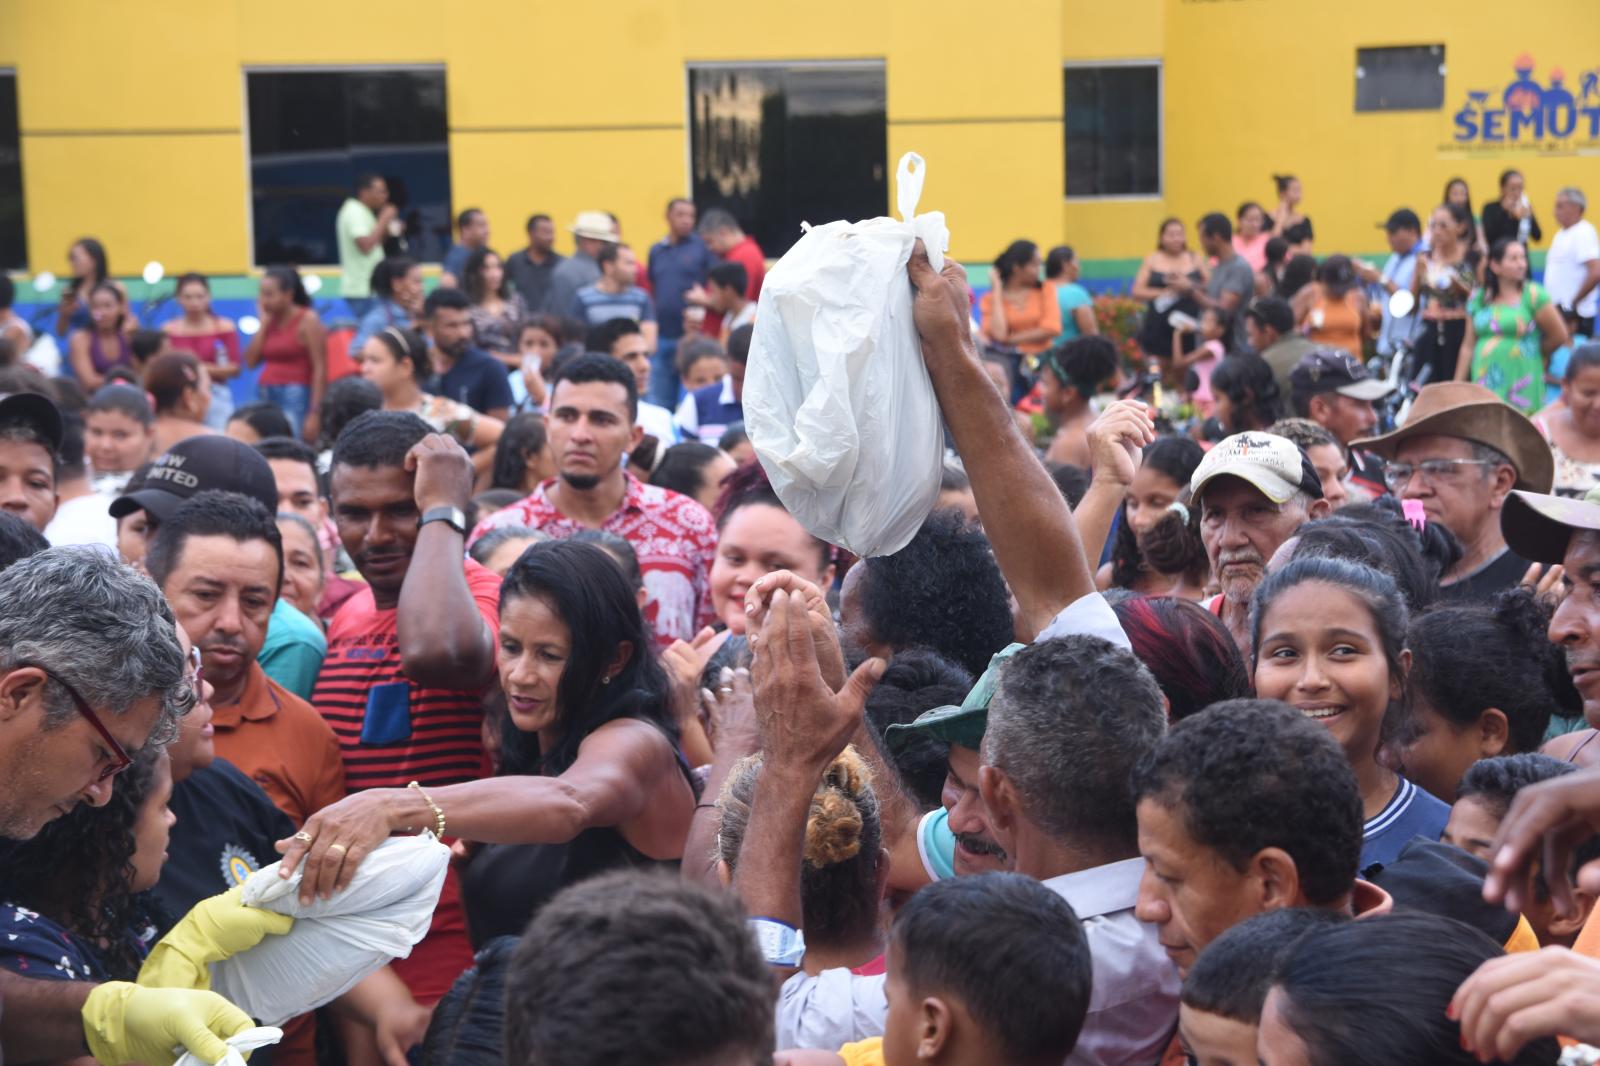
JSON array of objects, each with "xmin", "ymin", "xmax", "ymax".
[{"xmin": 884, "ymin": 643, "xmax": 1025, "ymax": 754}]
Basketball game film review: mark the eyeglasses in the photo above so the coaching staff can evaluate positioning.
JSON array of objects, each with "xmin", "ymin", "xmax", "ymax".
[
  {"xmin": 187, "ymin": 645, "xmax": 204, "ymax": 704},
  {"xmin": 18, "ymin": 662, "xmax": 131, "ymax": 782},
  {"xmin": 1383, "ymin": 458, "xmax": 1496, "ymax": 492}
]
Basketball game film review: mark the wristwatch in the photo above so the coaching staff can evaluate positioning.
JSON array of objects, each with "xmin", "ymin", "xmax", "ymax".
[{"xmin": 419, "ymin": 505, "xmax": 467, "ymax": 535}]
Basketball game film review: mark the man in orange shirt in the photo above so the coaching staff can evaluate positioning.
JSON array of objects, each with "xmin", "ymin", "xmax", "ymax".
[{"xmin": 146, "ymin": 489, "xmax": 345, "ymax": 825}]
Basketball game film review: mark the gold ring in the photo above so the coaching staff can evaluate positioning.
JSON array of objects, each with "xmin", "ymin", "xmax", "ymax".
[
  {"xmin": 292, "ymin": 831, "xmax": 313, "ymax": 844},
  {"xmin": 327, "ymin": 842, "xmax": 348, "ymax": 854}
]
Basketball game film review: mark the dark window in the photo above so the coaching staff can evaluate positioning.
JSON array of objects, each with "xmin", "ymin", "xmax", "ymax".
[
  {"xmin": 690, "ymin": 64, "xmax": 886, "ymax": 257},
  {"xmin": 1064, "ymin": 65, "xmax": 1160, "ymax": 198},
  {"xmin": 1355, "ymin": 46, "xmax": 1446, "ymax": 112},
  {"xmin": 246, "ymin": 68, "xmax": 451, "ymax": 266},
  {"xmin": 0, "ymin": 74, "xmax": 24, "ymax": 272}
]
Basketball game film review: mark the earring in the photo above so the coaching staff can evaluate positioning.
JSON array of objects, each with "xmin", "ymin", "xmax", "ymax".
[{"xmin": 601, "ymin": 675, "xmax": 612, "ymax": 685}]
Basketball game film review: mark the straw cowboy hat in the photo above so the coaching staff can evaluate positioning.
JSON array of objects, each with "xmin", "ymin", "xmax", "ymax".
[
  {"xmin": 1350, "ymin": 381, "xmax": 1554, "ymax": 493},
  {"xmin": 1502, "ymin": 485, "xmax": 1600, "ymax": 565},
  {"xmin": 570, "ymin": 211, "xmax": 619, "ymax": 243}
]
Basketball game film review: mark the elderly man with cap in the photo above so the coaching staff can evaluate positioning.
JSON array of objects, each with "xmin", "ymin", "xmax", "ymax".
[
  {"xmin": 1244, "ymin": 297, "xmax": 1316, "ymax": 400},
  {"xmin": 0, "ymin": 389, "xmax": 64, "ymax": 533},
  {"xmin": 1353, "ymin": 381, "xmax": 1555, "ymax": 603},
  {"xmin": 542, "ymin": 210, "xmax": 618, "ymax": 317},
  {"xmin": 1191, "ymin": 432, "xmax": 1331, "ymax": 656},
  {"xmin": 111, "ymin": 435, "xmax": 328, "ymax": 698},
  {"xmin": 0, "ymin": 547, "xmax": 285, "ymax": 1065},
  {"xmin": 1289, "ymin": 347, "xmax": 1395, "ymax": 499}
]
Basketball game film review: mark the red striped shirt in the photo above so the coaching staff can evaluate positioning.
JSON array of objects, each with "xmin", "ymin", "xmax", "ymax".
[{"xmin": 312, "ymin": 558, "xmax": 501, "ymax": 1001}]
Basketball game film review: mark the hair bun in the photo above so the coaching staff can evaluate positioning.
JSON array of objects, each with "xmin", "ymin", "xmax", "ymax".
[{"xmin": 802, "ymin": 747, "xmax": 874, "ymax": 868}]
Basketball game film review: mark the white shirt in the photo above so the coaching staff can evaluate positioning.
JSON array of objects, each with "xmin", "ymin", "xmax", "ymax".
[
  {"xmin": 1043, "ymin": 859, "xmax": 1181, "ymax": 1066},
  {"xmin": 1547, "ymin": 218, "xmax": 1600, "ymax": 318},
  {"xmin": 773, "ymin": 859, "xmax": 1180, "ymax": 1064},
  {"xmin": 636, "ymin": 400, "xmax": 679, "ymax": 445},
  {"xmin": 1038, "ymin": 591, "xmax": 1132, "ymax": 651},
  {"xmin": 44, "ymin": 491, "xmax": 117, "ymax": 552}
]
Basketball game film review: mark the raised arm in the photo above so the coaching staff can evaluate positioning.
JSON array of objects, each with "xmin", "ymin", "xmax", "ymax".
[
  {"xmin": 395, "ymin": 435, "xmax": 496, "ymax": 686},
  {"xmin": 734, "ymin": 588, "xmax": 883, "ymax": 978},
  {"xmin": 907, "ymin": 241, "xmax": 1096, "ymax": 636},
  {"xmin": 1070, "ymin": 400, "xmax": 1156, "ymax": 583}
]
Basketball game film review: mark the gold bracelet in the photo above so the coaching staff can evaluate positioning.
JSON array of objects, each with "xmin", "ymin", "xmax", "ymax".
[{"xmin": 408, "ymin": 780, "xmax": 447, "ymax": 839}]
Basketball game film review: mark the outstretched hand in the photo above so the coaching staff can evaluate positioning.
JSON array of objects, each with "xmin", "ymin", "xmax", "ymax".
[
  {"xmin": 908, "ymin": 239, "xmax": 976, "ymax": 362},
  {"xmin": 751, "ymin": 587, "xmax": 883, "ymax": 775}
]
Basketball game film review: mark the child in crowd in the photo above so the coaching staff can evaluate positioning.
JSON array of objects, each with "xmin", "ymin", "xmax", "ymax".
[{"xmin": 1178, "ymin": 907, "xmax": 1347, "ymax": 1066}]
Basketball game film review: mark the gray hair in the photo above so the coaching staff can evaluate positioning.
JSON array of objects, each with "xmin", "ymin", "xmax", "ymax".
[
  {"xmin": 982, "ymin": 635, "xmax": 1167, "ymax": 853},
  {"xmin": 276, "ymin": 511, "xmax": 325, "ymax": 571},
  {"xmin": 1558, "ymin": 187, "xmax": 1587, "ymax": 212},
  {"xmin": 468, "ymin": 525, "xmax": 549, "ymax": 568},
  {"xmin": 0, "ymin": 547, "xmax": 191, "ymax": 745},
  {"xmin": 1469, "ymin": 440, "xmax": 1513, "ymax": 474}
]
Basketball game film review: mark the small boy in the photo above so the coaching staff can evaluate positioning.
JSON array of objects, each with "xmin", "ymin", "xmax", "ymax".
[
  {"xmin": 776, "ymin": 872, "xmax": 1092, "ymax": 1066},
  {"xmin": 1177, "ymin": 907, "xmax": 1346, "ymax": 1066},
  {"xmin": 1447, "ymin": 753, "xmax": 1600, "ymax": 945}
]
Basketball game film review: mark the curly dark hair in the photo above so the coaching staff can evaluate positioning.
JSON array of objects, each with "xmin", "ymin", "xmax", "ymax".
[
  {"xmin": 0, "ymin": 750, "xmax": 169, "ymax": 979},
  {"xmin": 1405, "ymin": 588, "xmax": 1577, "ymax": 755},
  {"xmin": 1131, "ymin": 699, "xmax": 1363, "ymax": 906},
  {"xmin": 855, "ymin": 510, "xmax": 1015, "ymax": 680},
  {"xmin": 863, "ymin": 649, "xmax": 973, "ymax": 810}
]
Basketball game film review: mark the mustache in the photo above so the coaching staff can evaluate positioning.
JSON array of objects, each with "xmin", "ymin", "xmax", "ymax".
[
  {"xmin": 1567, "ymin": 649, "xmax": 1600, "ymax": 674},
  {"xmin": 1218, "ymin": 550, "xmax": 1265, "ymax": 569},
  {"xmin": 954, "ymin": 832, "xmax": 1006, "ymax": 860},
  {"xmin": 198, "ymin": 635, "xmax": 246, "ymax": 654}
]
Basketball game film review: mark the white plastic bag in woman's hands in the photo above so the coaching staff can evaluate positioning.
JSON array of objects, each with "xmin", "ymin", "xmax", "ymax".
[
  {"xmin": 743, "ymin": 152, "xmax": 950, "ymax": 558},
  {"xmin": 173, "ymin": 1025, "xmax": 282, "ymax": 1066},
  {"xmin": 204, "ymin": 835, "xmax": 449, "ymax": 1026}
]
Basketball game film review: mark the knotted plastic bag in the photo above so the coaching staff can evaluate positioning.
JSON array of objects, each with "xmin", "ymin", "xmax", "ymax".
[
  {"xmin": 743, "ymin": 152, "xmax": 950, "ymax": 558},
  {"xmin": 205, "ymin": 834, "xmax": 450, "ymax": 1026}
]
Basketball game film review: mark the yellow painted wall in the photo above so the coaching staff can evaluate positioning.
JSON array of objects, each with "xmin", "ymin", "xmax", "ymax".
[{"xmin": 2, "ymin": 0, "xmax": 1598, "ymax": 281}]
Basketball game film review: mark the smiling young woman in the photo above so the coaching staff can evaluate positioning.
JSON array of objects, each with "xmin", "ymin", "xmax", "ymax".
[{"xmin": 1250, "ymin": 555, "xmax": 1450, "ymax": 870}]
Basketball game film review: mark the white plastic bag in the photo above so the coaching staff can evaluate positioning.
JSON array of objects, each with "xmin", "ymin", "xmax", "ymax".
[
  {"xmin": 743, "ymin": 152, "xmax": 950, "ymax": 558},
  {"xmin": 207, "ymin": 834, "xmax": 450, "ymax": 1026},
  {"xmin": 173, "ymin": 1025, "xmax": 282, "ymax": 1066}
]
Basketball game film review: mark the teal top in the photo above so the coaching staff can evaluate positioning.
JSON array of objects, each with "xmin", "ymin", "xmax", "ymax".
[
  {"xmin": 1054, "ymin": 281, "xmax": 1094, "ymax": 343},
  {"xmin": 258, "ymin": 598, "xmax": 326, "ymax": 700},
  {"xmin": 918, "ymin": 807, "xmax": 956, "ymax": 882}
]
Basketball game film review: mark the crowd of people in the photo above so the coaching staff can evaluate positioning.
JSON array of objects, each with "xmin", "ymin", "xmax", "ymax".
[{"xmin": 2, "ymin": 166, "xmax": 1600, "ymax": 1066}]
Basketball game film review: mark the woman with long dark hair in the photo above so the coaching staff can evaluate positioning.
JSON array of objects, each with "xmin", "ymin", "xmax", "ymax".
[
  {"xmin": 463, "ymin": 248, "xmax": 528, "ymax": 364},
  {"xmin": 1256, "ymin": 236, "xmax": 1290, "ymax": 299},
  {"xmin": 1099, "ymin": 435, "xmax": 1209, "ymax": 598},
  {"xmin": 489, "ymin": 411, "xmax": 555, "ymax": 493},
  {"xmin": 145, "ymin": 351, "xmax": 219, "ymax": 453},
  {"xmin": 358, "ymin": 325, "xmax": 503, "ymax": 485},
  {"xmin": 0, "ymin": 748, "xmax": 174, "ymax": 982},
  {"xmin": 1210, "ymin": 352, "xmax": 1285, "ymax": 432},
  {"xmin": 277, "ymin": 540, "xmax": 694, "ymax": 945},
  {"xmin": 244, "ymin": 266, "xmax": 327, "ymax": 440},
  {"xmin": 1480, "ymin": 168, "xmax": 1543, "ymax": 249},
  {"xmin": 1411, "ymin": 203, "xmax": 1479, "ymax": 385},
  {"xmin": 56, "ymin": 237, "xmax": 112, "ymax": 337},
  {"xmin": 978, "ymin": 239, "xmax": 1061, "ymax": 359},
  {"xmin": 1458, "ymin": 237, "xmax": 1567, "ymax": 414},
  {"xmin": 66, "ymin": 282, "xmax": 135, "ymax": 391},
  {"xmin": 1444, "ymin": 176, "xmax": 1489, "ymax": 256}
]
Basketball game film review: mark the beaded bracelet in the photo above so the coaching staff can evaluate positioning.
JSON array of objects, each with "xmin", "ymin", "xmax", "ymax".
[{"xmin": 408, "ymin": 780, "xmax": 447, "ymax": 838}]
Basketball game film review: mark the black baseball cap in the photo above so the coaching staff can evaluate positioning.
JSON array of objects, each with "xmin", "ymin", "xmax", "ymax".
[
  {"xmin": 0, "ymin": 392, "xmax": 64, "ymax": 454},
  {"xmin": 1244, "ymin": 297, "xmax": 1295, "ymax": 336},
  {"xmin": 110, "ymin": 435, "xmax": 279, "ymax": 523},
  {"xmin": 1380, "ymin": 208, "xmax": 1422, "ymax": 233},
  {"xmin": 1290, "ymin": 348, "xmax": 1395, "ymax": 404}
]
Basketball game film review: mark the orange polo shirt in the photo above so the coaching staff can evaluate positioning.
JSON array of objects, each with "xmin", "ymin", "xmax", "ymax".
[{"xmin": 211, "ymin": 662, "xmax": 346, "ymax": 827}]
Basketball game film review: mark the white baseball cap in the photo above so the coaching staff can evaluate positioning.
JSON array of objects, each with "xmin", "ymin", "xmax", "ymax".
[{"xmin": 1190, "ymin": 432, "xmax": 1325, "ymax": 505}]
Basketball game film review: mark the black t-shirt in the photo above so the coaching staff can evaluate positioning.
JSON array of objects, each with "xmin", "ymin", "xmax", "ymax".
[
  {"xmin": 152, "ymin": 758, "xmax": 295, "ymax": 934},
  {"xmin": 428, "ymin": 347, "xmax": 514, "ymax": 416},
  {"xmin": 1439, "ymin": 547, "xmax": 1530, "ymax": 604}
]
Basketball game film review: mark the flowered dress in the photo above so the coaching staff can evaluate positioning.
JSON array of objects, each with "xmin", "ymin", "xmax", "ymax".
[
  {"xmin": 1468, "ymin": 282, "xmax": 1553, "ymax": 416},
  {"xmin": 0, "ymin": 902, "xmax": 153, "ymax": 981}
]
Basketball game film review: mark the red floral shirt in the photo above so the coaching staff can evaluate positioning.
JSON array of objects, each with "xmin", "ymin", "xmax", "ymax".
[{"xmin": 469, "ymin": 473, "xmax": 717, "ymax": 646}]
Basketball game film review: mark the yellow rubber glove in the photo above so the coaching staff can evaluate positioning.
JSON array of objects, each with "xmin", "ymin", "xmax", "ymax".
[
  {"xmin": 138, "ymin": 886, "xmax": 295, "ymax": 991},
  {"xmin": 82, "ymin": 981, "xmax": 254, "ymax": 1066}
]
